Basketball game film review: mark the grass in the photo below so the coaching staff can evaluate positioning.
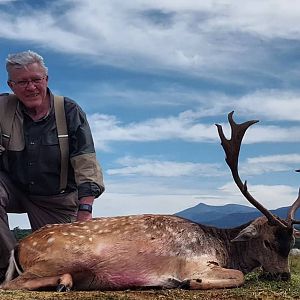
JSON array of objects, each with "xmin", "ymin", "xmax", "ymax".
[{"xmin": 1, "ymin": 255, "xmax": 300, "ymax": 300}]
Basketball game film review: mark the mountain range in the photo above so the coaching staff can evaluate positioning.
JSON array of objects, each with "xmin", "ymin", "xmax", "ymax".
[{"xmin": 175, "ymin": 203, "xmax": 300, "ymax": 228}]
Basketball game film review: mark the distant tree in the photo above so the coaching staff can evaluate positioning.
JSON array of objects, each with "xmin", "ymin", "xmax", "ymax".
[{"xmin": 12, "ymin": 227, "xmax": 32, "ymax": 241}]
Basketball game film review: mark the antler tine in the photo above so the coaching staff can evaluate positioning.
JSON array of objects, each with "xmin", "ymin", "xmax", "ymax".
[
  {"xmin": 216, "ymin": 111, "xmax": 286, "ymax": 228},
  {"xmin": 287, "ymin": 188, "xmax": 300, "ymax": 225},
  {"xmin": 216, "ymin": 111, "xmax": 258, "ymax": 173}
]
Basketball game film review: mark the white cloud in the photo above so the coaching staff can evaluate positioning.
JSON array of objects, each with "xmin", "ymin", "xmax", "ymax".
[
  {"xmin": 105, "ymin": 153, "xmax": 300, "ymax": 180},
  {"xmin": 249, "ymin": 154, "xmax": 300, "ymax": 164},
  {"xmin": 219, "ymin": 181, "xmax": 298, "ymax": 210},
  {"xmin": 88, "ymin": 113, "xmax": 218, "ymax": 151},
  {"xmin": 1, "ymin": 0, "xmax": 300, "ymax": 78},
  {"xmin": 82, "ymin": 83, "xmax": 300, "ymax": 121},
  {"xmin": 107, "ymin": 156, "xmax": 223, "ymax": 177},
  {"xmin": 235, "ymin": 90, "xmax": 300, "ymax": 121},
  {"xmin": 0, "ymin": 0, "xmax": 15, "ymax": 3},
  {"xmin": 94, "ymin": 192, "xmax": 201, "ymax": 217},
  {"xmin": 213, "ymin": 0, "xmax": 300, "ymax": 39},
  {"xmin": 94, "ymin": 180, "xmax": 298, "ymax": 219},
  {"xmin": 239, "ymin": 154, "xmax": 300, "ymax": 176},
  {"xmin": 81, "ymin": 86, "xmax": 300, "ymax": 152},
  {"xmin": 176, "ymin": 90, "xmax": 300, "ymax": 122},
  {"xmin": 88, "ymin": 111, "xmax": 300, "ymax": 151}
]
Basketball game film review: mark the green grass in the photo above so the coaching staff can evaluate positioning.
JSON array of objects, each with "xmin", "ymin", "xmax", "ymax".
[{"xmin": 226, "ymin": 255, "xmax": 300, "ymax": 299}]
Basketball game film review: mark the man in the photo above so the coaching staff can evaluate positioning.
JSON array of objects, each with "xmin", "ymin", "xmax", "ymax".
[{"xmin": 0, "ymin": 50, "xmax": 105, "ymax": 280}]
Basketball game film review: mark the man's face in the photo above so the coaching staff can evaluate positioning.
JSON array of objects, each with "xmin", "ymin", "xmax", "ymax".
[{"xmin": 7, "ymin": 62, "xmax": 48, "ymax": 110}]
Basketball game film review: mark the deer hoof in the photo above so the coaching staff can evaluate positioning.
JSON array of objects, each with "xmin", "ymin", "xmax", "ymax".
[{"xmin": 56, "ymin": 284, "xmax": 70, "ymax": 292}]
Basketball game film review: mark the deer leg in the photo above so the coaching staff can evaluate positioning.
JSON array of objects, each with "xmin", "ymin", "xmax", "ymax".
[
  {"xmin": 183, "ymin": 267, "xmax": 244, "ymax": 290},
  {"xmin": 163, "ymin": 277, "xmax": 192, "ymax": 289},
  {"xmin": 1, "ymin": 272, "xmax": 73, "ymax": 291},
  {"xmin": 56, "ymin": 273, "xmax": 73, "ymax": 292}
]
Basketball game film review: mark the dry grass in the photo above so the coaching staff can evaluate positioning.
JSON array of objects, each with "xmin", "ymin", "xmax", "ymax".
[{"xmin": 1, "ymin": 255, "xmax": 300, "ymax": 300}]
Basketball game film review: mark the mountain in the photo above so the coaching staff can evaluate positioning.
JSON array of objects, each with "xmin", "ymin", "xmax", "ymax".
[{"xmin": 175, "ymin": 203, "xmax": 300, "ymax": 228}]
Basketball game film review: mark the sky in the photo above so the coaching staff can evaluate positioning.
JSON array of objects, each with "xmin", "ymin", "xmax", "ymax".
[{"xmin": 1, "ymin": 0, "xmax": 300, "ymax": 229}]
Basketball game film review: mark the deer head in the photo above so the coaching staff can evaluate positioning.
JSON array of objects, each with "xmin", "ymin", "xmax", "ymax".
[{"xmin": 216, "ymin": 111, "xmax": 300, "ymax": 280}]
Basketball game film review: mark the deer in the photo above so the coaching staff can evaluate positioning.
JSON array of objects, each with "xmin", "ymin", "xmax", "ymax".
[{"xmin": 1, "ymin": 111, "xmax": 300, "ymax": 292}]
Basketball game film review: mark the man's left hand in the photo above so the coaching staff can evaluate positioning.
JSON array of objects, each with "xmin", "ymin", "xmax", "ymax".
[
  {"xmin": 76, "ymin": 210, "xmax": 92, "ymax": 221},
  {"xmin": 77, "ymin": 196, "xmax": 95, "ymax": 221}
]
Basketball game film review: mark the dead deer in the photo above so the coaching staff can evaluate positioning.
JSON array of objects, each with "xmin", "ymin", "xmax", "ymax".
[{"xmin": 1, "ymin": 111, "xmax": 299, "ymax": 291}]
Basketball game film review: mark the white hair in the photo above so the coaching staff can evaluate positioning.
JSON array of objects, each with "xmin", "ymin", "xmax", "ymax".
[{"xmin": 6, "ymin": 50, "xmax": 48, "ymax": 79}]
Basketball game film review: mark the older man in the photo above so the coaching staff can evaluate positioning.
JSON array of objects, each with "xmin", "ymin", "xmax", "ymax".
[{"xmin": 0, "ymin": 50, "xmax": 105, "ymax": 281}]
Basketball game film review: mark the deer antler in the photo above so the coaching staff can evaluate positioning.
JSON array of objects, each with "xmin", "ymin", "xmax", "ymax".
[
  {"xmin": 287, "ymin": 188, "xmax": 300, "ymax": 225},
  {"xmin": 216, "ymin": 111, "xmax": 286, "ymax": 228}
]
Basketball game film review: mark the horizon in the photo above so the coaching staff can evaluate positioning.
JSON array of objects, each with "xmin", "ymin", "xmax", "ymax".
[{"xmin": 0, "ymin": 0, "xmax": 300, "ymax": 229}]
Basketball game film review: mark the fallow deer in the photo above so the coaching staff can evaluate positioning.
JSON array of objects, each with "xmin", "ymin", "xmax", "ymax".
[{"xmin": 1, "ymin": 111, "xmax": 300, "ymax": 291}]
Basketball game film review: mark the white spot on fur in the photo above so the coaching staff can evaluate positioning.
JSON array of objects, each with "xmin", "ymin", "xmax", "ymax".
[
  {"xmin": 32, "ymin": 241, "xmax": 37, "ymax": 247},
  {"xmin": 95, "ymin": 244, "xmax": 106, "ymax": 254},
  {"xmin": 47, "ymin": 237, "xmax": 55, "ymax": 244},
  {"xmin": 166, "ymin": 227, "xmax": 174, "ymax": 233},
  {"xmin": 185, "ymin": 249, "xmax": 194, "ymax": 256}
]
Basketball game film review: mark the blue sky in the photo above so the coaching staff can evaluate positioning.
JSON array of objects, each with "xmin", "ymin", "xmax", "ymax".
[{"xmin": 1, "ymin": 0, "xmax": 300, "ymax": 228}]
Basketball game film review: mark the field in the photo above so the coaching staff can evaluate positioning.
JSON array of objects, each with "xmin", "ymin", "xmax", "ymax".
[{"xmin": 0, "ymin": 255, "xmax": 300, "ymax": 300}]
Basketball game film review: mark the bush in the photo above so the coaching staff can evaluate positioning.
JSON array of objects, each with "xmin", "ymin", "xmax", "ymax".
[{"xmin": 12, "ymin": 227, "xmax": 32, "ymax": 241}]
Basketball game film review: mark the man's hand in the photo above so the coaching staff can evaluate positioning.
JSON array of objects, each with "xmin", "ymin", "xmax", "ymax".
[
  {"xmin": 76, "ymin": 196, "xmax": 95, "ymax": 221},
  {"xmin": 76, "ymin": 210, "xmax": 92, "ymax": 221}
]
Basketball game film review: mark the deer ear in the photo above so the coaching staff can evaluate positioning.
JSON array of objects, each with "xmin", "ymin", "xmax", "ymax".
[{"xmin": 231, "ymin": 224, "xmax": 259, "ymax": 242}]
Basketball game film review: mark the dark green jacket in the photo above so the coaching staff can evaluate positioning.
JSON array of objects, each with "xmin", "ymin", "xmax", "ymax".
[{"xmin": 0, "ymin": 90, "xmax": 104, "ymax": 198}]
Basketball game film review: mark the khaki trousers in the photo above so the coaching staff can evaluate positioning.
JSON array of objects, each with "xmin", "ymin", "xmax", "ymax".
[{"xmin": 0, "ymin": 171, "xmax": 79, "ymax": 269}]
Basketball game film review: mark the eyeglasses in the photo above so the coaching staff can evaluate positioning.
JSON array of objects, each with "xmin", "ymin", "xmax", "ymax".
[{"xmin": 9, "ymin": 76, "xmax": 47, "ymax": 88}]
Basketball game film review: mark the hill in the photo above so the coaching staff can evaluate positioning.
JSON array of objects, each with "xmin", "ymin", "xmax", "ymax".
[{"xmin": 176, "ymin": 203, "xmax": 300, "ymax": 228}]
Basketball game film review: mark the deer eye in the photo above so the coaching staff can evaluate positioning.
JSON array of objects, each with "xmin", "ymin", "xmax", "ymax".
[{"xmin": 263, "ymin": 240, "xmax": 272, "ymax": 250}]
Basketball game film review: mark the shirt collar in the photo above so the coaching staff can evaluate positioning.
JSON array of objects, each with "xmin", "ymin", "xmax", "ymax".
[{"xmin": 19, "ymin": 88, "xmax": 54, "ymax": 122}]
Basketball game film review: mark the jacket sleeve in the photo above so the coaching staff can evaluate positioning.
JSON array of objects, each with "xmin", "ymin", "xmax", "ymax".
[{"xmin": 66, "ymin": 98, "xmax": 105, "ymax": 199}]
